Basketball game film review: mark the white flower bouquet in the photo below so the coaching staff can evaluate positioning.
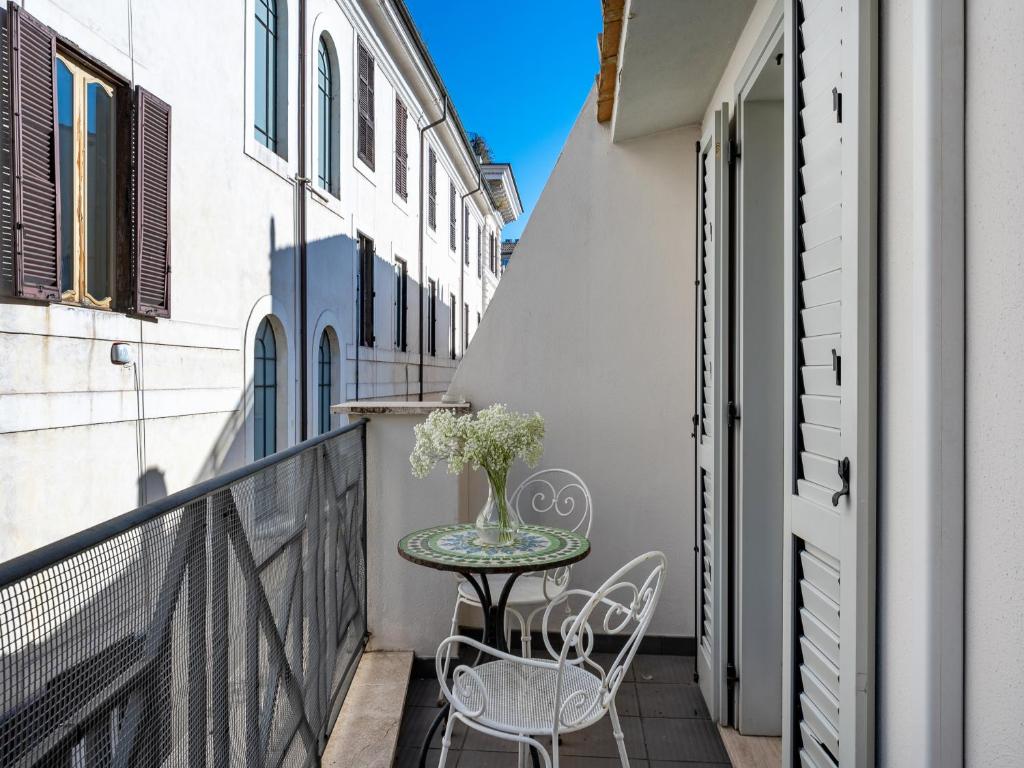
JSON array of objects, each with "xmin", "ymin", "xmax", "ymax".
[{"xmin": 411, "ymin": 404, "xmax": 545, "ymax": 544}]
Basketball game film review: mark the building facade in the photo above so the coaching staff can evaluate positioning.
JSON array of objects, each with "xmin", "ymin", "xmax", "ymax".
[
  {"xmin": 446, "ymin": 0, "xmax": 1024, "ymax": 766},
  {"xmin": 0, "ymin": 0, "xmax": 519, "ymax": 561}
]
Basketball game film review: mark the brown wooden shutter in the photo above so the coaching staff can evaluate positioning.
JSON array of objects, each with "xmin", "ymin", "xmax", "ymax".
[
  {"xmin": 449, "ymin": 181, "xmax": 456, "ymax": 251},
  {"xmin": 133, "ymin": 86, "xmax": 172, "ymax": 318},
  {"xmin": 357, "ymin": 43, "xmax": 374, "ymax": 169},
  {"xmin": 10, "ymin": 4, "xmax": 61, "ymax": 301},
  {"xmin": 394, "ymin": 98, "xmax": 407, "ymax": 199},
  {"xmin": 427, "ymin": 148, "xmax": 436, "ymax": 230}
]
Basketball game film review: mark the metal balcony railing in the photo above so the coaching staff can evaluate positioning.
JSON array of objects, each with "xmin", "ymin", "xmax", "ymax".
[{"xmin": 0, "ymin": 419, "xmax": 369, "ymax": 767}]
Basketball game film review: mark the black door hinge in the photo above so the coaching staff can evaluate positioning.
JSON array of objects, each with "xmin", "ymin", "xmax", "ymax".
[
  {"xmin": 832, "ymin": 348, "xmax": 842, "ymax": 386},
  {"xmin": 832, "ymin": 87, "xmax": 843, "ymax": 123},
  {"xmin": 727, "ymin": 139, "xmax": 740, "ymax": 165},
  {"xmin": 726, "ymin": 662, "xmax": 739, "ymax": 690},
  {"xmin": 690, "ymin": 413, "xmax": 699, "ymax": 438},
  {"xmin": 727, "ymin": 401, "xmax": 740, "ymax": 429},
  {"xmin": 832, "ymin": 457, "xmax": 850, "ymax": 507}
]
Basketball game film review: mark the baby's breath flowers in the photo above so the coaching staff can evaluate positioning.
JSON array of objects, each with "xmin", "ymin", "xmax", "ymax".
[{"xmin": 411, "ymin": 404, "xmax": 545, "ymax": 540}]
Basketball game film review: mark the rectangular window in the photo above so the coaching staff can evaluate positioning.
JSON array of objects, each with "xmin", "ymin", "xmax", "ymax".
[
  {"xmin": 10, "ymin": 7, "xmax": 171, "ymax": 315},
  {"xmin": 449, "ymin": 182, "xmax": 457, "ymax": 251},
  {"xmin": 463, "ymin": 302, "xmax": 469, "ymax": 350},
  {"xmin": 490, "ymin": 232, "xmax": 498, "ymax": 275},
  {"xmin": 427, "ymin": 279, "xmax": 437, "ymax": 356},
  {"xmin": 394, "ymin": 257, "xmax": 407, "ymax": 351},
  {"xmin": 463, "ymin": 205, "xmax": 470, "ymax": 266},
  {"xmin": 394, "ymin": 98, "xmax": 408, "ymax": 199},
  {"xmin": 427, "ymin": 148, "xmax": 437, "ymax": 230},
  {"xmin": 254, "ymin": 0, "xmax": 279, "ymax": 152},
  {"xmin": 56, "ymin": 55, "xmax": 116, "ymax": 307},
  {"xmin": 358, "ymin": 233, "xmax": 375, "ymax": 347},
  {"xmin": 449, "ymin": 292, "xmax": 457, "ymax": 359},
  {"xmin": 357, "ymin": 41, "xmax": 375, "ymax": 169}
]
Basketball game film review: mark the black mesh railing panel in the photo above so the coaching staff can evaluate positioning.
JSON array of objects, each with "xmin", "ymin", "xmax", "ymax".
[{"xmin": 0, "ymin": 422, "xmax": 368, "ymax": 768}]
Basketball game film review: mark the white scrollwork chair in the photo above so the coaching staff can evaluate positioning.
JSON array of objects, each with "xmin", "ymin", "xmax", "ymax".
[
  {"xmin": 435, "ymin": 551, "xmax": 667, "ymax": 768},
  {"xmin": 444, "ymin": 469, "xmax": 593, "ymax": 671}
]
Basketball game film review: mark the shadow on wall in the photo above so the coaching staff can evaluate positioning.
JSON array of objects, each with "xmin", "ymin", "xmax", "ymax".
[
  {"xmin": 186, "ymin": 220, "xmax": 461, "ymax": 484},
  {"xmin": 137, "ymin": 468, "xmax": 167, "ymax": 508}
]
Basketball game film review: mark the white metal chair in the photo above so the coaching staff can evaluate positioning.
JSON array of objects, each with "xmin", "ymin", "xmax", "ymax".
[
  {"xmin": 443, "ymin": 469, "xmax": 593, "ymax": 671},
  {"xmin": 435, "ymin": 551, "xmax": 667, "ymax": 768}
]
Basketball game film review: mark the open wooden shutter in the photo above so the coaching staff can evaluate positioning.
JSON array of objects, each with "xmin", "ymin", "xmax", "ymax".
[
  {"xmin": 10, "ymin": 4, "xmax": 61, "ymax": 301},
  {"xmin": 133, "ymin": 86, "xmax": 171, "ymax": 318},
  {"xmin": 357, "ymin": 43, "xmax": 374, "ymax": 169},
  {"xmin": 427, "ymin": 148, "xmax": 436, "ymax": 229},
  {"xmin": 449, "ymin": 182, "xmax": 457, "ymax": 251},
  {"xmin": 695, "ymin": 105, "xmax": 730, "ymax": 723},
  {"xmin": 783, "ymin": 0, "xmax": 875, "ymax": 765},
  {"xmin": 394, "ymin": 98, "xmax": 407, "ymax": 199}
]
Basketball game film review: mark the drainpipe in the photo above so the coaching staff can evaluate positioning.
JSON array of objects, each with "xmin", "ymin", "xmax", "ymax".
[
  {"xmin": 911, "ymin": 0, "xmax": 964, "ymax": 765},
  {"xmin": 460, "ymin": 173, "xmax": 482, "ymax": 358},
  {"xmin": 296, "ymin": 0, "xmax": 309, "ymax": 439},
  {"xmin": 417, "ymin": 96, "xmax": 448, "ymax": 401}
]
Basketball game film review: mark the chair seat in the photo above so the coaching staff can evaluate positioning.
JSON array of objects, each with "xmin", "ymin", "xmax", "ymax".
[
  {"xmin": 458, "ymin": 574, "xmax": 564, "ymax": 607},
  {"xmin": 455, "ymin": 659, "xmax": 604, "ymax": 734}
]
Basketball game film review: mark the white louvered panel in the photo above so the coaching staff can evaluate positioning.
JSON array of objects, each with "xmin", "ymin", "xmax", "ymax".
[
  {"xmin": 799, "ymin": 722, "xmax": 840, "ymax": 768},
  {"xmin": 801, "ymin": 366, "xmax": 840, "ymax": 397},
  {"xmin": 800, "ymin": 301, "xmax": 841, "ymax": 336},
  {"xmin": 797, "ymin": 537, "xmax": 841, "ymax": 768},
  {"xmin": 797, "ymin": 479, "xmax": 837, "ymax": 509},
  {"xmin": 700, "ymin": 468, "xmax": 713, "ymax": 654},
  {"xmin": 800, "ymin": 452, "xmax": 844, "ymax": 492},
  {"xmin": 800, "ymin": 423, "xmax": 841, "ymax": 460},
  {"xmin": 801, "ymin": 333, "xmax": 842, "ymax": 365},
  {"xmin": 800, "ymin": 394, "xmax": 841, "ymax": 428},
  {"xmin": 700, "ymin": 146, "xmax": 715, "ymax": 441}
]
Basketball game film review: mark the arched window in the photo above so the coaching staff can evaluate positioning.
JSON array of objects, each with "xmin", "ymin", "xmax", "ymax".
[
  {"xmin": 317, "ymin": 36, "xmax": 334, "ymax": 192},
  {"xmin": 254, "ymin": 318, "xmax": 278, "ymax": 458},
  {"xmin": 318, "ymin": 330, "xmax": 333, "ymax": 434},
  {"xmin": 254, "ymin": 0, "xmax": 280, "ymax": 152}
]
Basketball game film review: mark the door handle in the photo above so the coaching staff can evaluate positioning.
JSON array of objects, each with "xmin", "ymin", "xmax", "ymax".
[{"xmin": 832, "ymin": 457, "xmax": 850, "ymax": 507}]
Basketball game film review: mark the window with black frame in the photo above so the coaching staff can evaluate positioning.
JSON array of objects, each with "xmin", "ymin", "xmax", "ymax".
[
  {"xmin": 427, "ymin": 279, "xmax": 437, "ymax": 356},
  {"xmin": 449, "ymin": 292, "xmax": 456, "ymax": 359},
  {"xmin": 394, "ymin": 257, "xmax": 407, "ymax": 351},
  {"xmin": 318, "ymin": 330, "xmax": 332, "ymax": 434},
  {"xmin": 358, "ymin": 233, "xmax": 375, "ymax": 347}
]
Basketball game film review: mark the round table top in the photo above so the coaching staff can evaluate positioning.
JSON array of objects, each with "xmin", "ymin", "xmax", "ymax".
[{"xmin": 397, "ymin": 523, "xmax": 590, "ymax": 574}]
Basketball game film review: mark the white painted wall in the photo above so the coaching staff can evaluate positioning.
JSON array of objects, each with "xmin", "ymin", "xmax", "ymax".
[
  {"xmin": 356, "ymin": 412, "xmax": 460, "ymax": 657},
  {"xmin": 964, "ymin": 1, "xmax": 1024, "ymax": 763},
  {"xmin": 447, "ymin": 86, "xmax": 697, "ymax": 640},
  {"xmin": 0, "ymin": 0, "xmax": 506, "ymax": 562}
]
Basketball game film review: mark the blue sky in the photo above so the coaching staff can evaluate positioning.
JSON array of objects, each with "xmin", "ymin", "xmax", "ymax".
[{"xmin": 404, "ymin": 0, "xmax": 602, "ymax": 240}]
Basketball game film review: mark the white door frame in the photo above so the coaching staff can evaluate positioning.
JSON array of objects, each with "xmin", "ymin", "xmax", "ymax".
[{"xmin": 730, "ymin": 0, "xmax": 786, "ymax": 735}]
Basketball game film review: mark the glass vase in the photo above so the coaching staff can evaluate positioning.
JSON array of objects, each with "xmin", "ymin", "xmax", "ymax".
[{"xmin": 475, "ymin": 469, "xmax": 522, "ymax": 546}]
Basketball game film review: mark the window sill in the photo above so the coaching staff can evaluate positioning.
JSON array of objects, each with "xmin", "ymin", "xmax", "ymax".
[
  {"xmin": 392, "ymin": 190, "xmax": 410, "ymax": 213},
  {"xmin": 353, "ymin": 157, "xmax": 376, "ymax": 186},
  {"xmin": 244, "ymin": 139, "xmax": 294, "ymax": 184},
  {"xmin": 310, "ymin": 186, "xmax": 345, "ymax": 219}
]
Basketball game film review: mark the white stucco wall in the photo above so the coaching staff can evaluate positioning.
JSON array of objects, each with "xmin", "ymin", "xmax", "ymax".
[
  {"xmin": 447, "ymin": 86, "xmax": 697, "ymax": 640},
  {"xmin": 964, "ymin": 1, "xmax": 1024, "ymax": 763},
  {"xmin": 0, "ymin": 0, "xmax": 505, "ymax": 562}
]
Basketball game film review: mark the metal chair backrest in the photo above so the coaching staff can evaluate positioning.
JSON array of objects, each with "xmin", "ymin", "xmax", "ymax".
[
  {"xmin": 509, "ymin": 469, "xmax": 593, "ymax": 597},
  {"xmin": 542, "ymin": 551, "xmax": 667, "ymax": 730}
]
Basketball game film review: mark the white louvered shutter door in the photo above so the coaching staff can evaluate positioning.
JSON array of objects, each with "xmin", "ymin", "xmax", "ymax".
[
  {"xmin": 695, "ymin": 106, "xmax": 730, "ymax": 721},
  {"xmin": 783, "ymin": 0, "xmax": 875, "ymax": 766}
]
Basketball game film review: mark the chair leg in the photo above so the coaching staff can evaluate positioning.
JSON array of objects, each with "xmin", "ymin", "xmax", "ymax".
[
  {"xmin": 505, "ymin": 607, "xmax": 526, "ymax": 656},
  {"xmin": 439, "ymin": 596, "xmax": 464, "ymax": 705},
  {"xmin": 523, "ymin": 606, "xmax": 546, "ymax": 659},
  {"xmin": 437, "ymin": 715, "xmax": 458, "ymax": 767},
  {"xmin": 608, "ymin": 702, "xmax": 630, "ymax": 767}
]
